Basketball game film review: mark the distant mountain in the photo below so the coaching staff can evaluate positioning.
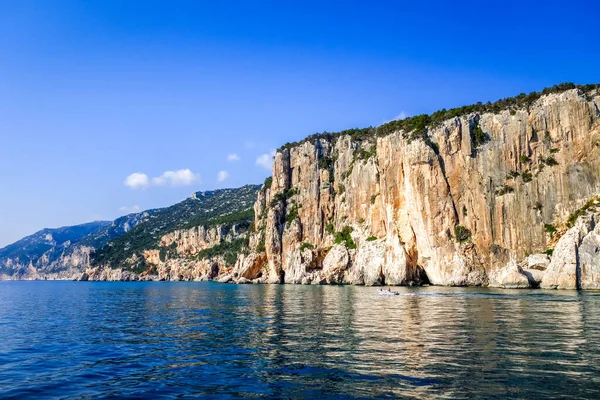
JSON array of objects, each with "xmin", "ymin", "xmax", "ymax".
[
  {"xmin": 0, "ymin": 212, "xmax": 152, "ymax": 279},
  {"xmin": 0, "ymin": 221, "xmax": 110, "ymax": 267},
  {"xmin": 0, "ymin": 184, "xmax": 261, "ymax": 280}
]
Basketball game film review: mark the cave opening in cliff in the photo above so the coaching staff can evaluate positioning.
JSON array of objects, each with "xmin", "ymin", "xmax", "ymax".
[
  {"xmin": 279, "ymin": 269, "xmax": 285, "ymax": 283},
  {"xmin": 417, "ymin": 266, "xmax": 431, "ymax": 286}
]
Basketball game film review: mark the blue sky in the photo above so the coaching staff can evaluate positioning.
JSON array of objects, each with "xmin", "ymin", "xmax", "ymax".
[{"xmin": 1, "ymin": 0, "xmax": 599, "ymax": 247}]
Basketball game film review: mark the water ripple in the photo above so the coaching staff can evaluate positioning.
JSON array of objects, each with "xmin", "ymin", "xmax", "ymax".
[{"xmin": 0, "ymin": 282, "xmax": 599, "ymax": 399}]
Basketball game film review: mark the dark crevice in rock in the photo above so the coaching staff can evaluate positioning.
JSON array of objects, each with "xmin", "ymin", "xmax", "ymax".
[
  {"xmin": 416, "ymin": 266, "xmax": 430, "ymax": 285},
  {"xmin": 278, "ymin": 269, "xmax": 285, "ymax": 284},
  {"xmin": 432, "ymin": 130, "xmax": 460, "ymax": 228},
  {"xmin": 576, "ymin": 247, "xmax": 582, "ymax": 290}
]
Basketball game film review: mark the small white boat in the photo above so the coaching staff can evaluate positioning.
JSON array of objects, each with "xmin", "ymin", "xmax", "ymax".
[{"xmin": 378, "ymin": 289, "xmax": 399, "ymax": 296}]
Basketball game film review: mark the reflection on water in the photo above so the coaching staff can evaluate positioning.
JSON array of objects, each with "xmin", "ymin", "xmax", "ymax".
[{"xmin": 0, "ymin": 282, "xmax": 599, "ymax": 398}]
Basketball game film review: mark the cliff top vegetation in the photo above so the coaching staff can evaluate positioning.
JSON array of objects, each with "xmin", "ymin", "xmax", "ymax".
[{"xmin": 277, "ymin": 83, "xmax": 600, "ymax": 152}]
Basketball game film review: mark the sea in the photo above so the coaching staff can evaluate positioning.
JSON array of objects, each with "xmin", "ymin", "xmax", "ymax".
[{"xmin": 0, "ymin": 281, "xmax": 599, "ymax": 399}]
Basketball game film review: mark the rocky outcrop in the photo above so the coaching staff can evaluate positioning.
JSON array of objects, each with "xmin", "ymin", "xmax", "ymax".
[
  {"xmin": 488, "ymin": 260, "xmax": 531, "ymax": 289},
  {"xmin": 516, "ymin": 254, "xmax": 550, "ymax": 287},
  {"xmin": 160, "ymin": 224, "xmax": 243, "ymax": 256},
  {"xmin": 233, "ymin": 88, "xmax": 600, "ymax": 289},
  {"xmin": 83, "ymin": 223, "xmax": 247, "ymax": 282},
  {"xmin": 541, "ymin": 208, "xmax": 600, "ymax": 289}
]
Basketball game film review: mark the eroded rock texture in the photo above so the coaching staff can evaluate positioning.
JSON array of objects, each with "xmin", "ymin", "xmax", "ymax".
[
  {"xmin": 83, "ymin": 223, "xmax": 246, "ymax": 281},
  {"xmin": 234, "ymin": 90, "xmax": 600, "ymax": 288},
  {"xmin": 541, "ymin": 211, "xmax": 600, "ymax": 289}
]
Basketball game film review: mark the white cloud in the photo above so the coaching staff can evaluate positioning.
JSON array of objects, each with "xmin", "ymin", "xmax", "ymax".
[
  {"xmin": 152, "ymin": 169, "xmax": 200, "ymax": 187},
  {"xmin": 119, "ymin": 205, "xmax": 141, "ymax": 214},
  {"xmin": 124, "ymin": 173, "xmax": 150, "ymax": 190},
  {"xmin": 124, "ymin": 169, "xmax": 200, "ymax": 190},
  {"xmin": 217, "ymin": 170, "xmax": 230, "ymax": 182},
  {"xmin": 256, "ymin": 150, "xmax": 276, "ymax": 170},
  {"xmin": 227, "ymin": 153, "xmax": 240, "ymax": 162}
]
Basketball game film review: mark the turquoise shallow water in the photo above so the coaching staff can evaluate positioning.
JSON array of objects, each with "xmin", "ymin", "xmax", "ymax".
[{"xmin": 0, "ymin": 282, "xmax": 599, "ymax": 399}]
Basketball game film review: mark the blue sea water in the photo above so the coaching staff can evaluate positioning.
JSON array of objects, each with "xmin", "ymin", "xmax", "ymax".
[{"xmin": 0, "ymin": 282, "xmax": 599, "ymax": 399}]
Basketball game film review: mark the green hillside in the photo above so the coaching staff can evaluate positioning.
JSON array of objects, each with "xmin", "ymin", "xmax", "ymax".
[{"xmin": 92, "ymin": 185, "xmax": 260, "ymax": 271}]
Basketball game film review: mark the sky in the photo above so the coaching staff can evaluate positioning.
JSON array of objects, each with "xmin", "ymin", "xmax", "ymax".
[{"xmin": 1, "ymin": 0, "xmax": 599, "ymax": 247}]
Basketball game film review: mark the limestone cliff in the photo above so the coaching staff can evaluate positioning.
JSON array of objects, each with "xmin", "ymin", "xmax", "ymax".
[
  {"xmin": 234, "ymin": 87, "xmax": 600, "ymax": 288},
  {"xmin": 83, "ymin": 222, "xmax": 248, "ymax": 281}
]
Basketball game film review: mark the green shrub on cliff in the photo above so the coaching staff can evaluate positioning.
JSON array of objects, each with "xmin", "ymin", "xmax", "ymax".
[
  {"xmin": 318, "ymin": 156, "xmax": 335, "ymax": 170},
  {"xmin": 286, "ymin": 205, "xmax": 299, "ymax": 223},
  {"xmin": 566, "ymin": 197, "xmax": 600, "ymax": 228},
  {"xmin": 195, "ymin": 238, "xmax": 245, "ymax": 265},
  {"xmin": 522, "ymin": 171, "xmax": 533, "ymax": 183},
  {"xmin": 495, "ymin": 185, "xmax": 514, "ymax": 196},
  {"xmin": 264, "ymin": 176, "xmax": 273, "ymax": 188},
  {"xmin": 507, "ymin": 171, "xmax": 520, "ymax": 179},
  {"xmin": 454, "ymin": 225, "xmax": 471, "ymax": 243},
  {"xmin": 300, "ymin": 242, "xmax": 314, "ymax": 252},
  {"xmin": 354, "ymin": 142, "xmax": 377, "ymax": 161},
  {"xmin": 269, "ymin": 187, "xmax": 299, "ymax": 207},
  {"xmin": 325, "ymin": 223, "xmax": 335, "ymax": 235},
  {"xmin": 334, "ymin": 226, "xmax": 356, "ymax": 249},
  {"xmin": 544, "ymin": 156, "xmax": 559, "ymax": 166},
  {"xmin": 544, "ymin": 224, "xmax": 557, "ymax": 235},
  {"xmin": 471, "ymin": 122, "xmax": 489, "ymax": 148}
]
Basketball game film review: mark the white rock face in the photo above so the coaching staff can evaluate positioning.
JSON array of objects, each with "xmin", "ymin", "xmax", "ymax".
[
  {"xmin": 524, "ymin": 254, "xmax": 551, "ymax": 270},
  {"xmin": 233, "ymin": 89, "xmax": 600, "ymax": 289},
  {"xmin": 520, "ymin": 253, "xmax": 550, "ymax": 287},
  {"xmin": 322, "ymin": 245, "xmax": 350, "ymax": 284},
  {"xmin": 489, "ymin": 260, "xmax": 531, "ymax": 289},
  {"xmin": 541, "ymin": 213, "xmax": 598, "ymax": 289},
  {"xmin": 350, "ymin": 239, "xmax": 386, "ymax": 285},
  {"xmin": 579, "ymin": 224, "xmax": 600, "ymax": 289},
  {"xmin": 160, "ymin": 224, "xmax": 242, "ymax": 256}
]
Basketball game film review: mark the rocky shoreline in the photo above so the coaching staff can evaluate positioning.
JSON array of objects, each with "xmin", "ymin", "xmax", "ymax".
[{"xmin": 67, "ymin": 205, "xmax": 598, "ymax": 290}]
